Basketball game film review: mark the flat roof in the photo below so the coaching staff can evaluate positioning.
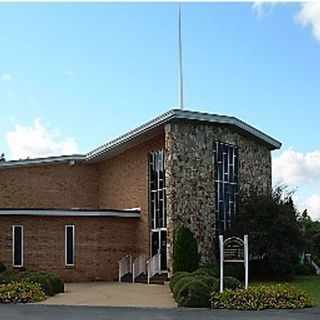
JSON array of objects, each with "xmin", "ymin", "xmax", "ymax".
[{"xmin": 0, "ymin": 208, "xmax": 141, "ymax": 218}]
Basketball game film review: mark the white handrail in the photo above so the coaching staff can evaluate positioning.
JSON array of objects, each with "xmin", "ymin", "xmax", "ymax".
[
  {"xmin": 146, "ymin": 250, "xmax": 161, "ymax": 284},
  {"xmin": 118, "ymin": 254, "xmax": 132, "ymax": 282},
  {"xmin": 132, "ymin": 255, "xmax": 146, "ymax": 283}
]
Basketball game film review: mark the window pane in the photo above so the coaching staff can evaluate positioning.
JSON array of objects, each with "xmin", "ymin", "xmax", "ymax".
[
  {"xmin": 13, "ymin": 226, "xmax": 23, "ymax": 267},
  {"xmin": 66, "ymin": 226, "xmax": 74, "ymax": 265}
]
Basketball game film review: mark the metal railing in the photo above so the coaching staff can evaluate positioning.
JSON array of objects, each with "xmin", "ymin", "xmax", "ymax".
[
  {"xmin": 146, "ymin": 250, "xmax": 161, "ymax": 284},
  {"xmin": 118, "ymin": 254, "xmax": 132, "ymax": 282},
  {"xmin": 132, "ymin": 255, "xmax": 146, "ymax": 283}
]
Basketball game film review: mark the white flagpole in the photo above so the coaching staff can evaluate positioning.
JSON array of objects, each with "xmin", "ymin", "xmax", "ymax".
[{"xmin": 178, "ymin": 3, "xmax": 184, "ymax": 110}]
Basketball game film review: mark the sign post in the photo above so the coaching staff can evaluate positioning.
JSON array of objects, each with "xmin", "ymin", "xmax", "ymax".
[
  {"xmin": 219, "ymin": 235, "xmax": 224, "ymax": 293},
  {"xmin": 219, "ymin": 234, "xmax": 249, "ymax": 292}
]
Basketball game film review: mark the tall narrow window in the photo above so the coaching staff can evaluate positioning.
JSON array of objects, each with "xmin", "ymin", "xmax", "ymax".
[
  {"xmin": 12, "ymin": 225, "xmax": 23, "ymax": 267},
  {"xmin": 65, "ymin": 225, "xmax": 75, "ymax": 266},
  {"xmin": 149, "ymin": 150, "xmax": 166, "ymax": 229},
  {"xmin": 213, "ymin": 142, "xmax": 239, "ymax": 235}
]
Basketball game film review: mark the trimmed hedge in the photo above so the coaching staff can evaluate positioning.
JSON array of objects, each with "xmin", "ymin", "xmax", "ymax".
[
  {"xmin": 177, "ymin": 279, "xmax": 211, "ymax": 308},
  {"xmin": 172, "ymin": 276, "xmax": 195, "ymax": 299},
  {"xmin": 169, "ymin": 272, "xmax": 191, "ymax": 291},
  {"xmin": 0, "ymin": 281, "xmax": 46, "ymax": 303},
  {"xmin": 192, "ymin": 267, "xmax": 217, "ymax": 278},
  {"xmin": 211, "ymin": 285, "xmax": 313, "ymax": 310}
]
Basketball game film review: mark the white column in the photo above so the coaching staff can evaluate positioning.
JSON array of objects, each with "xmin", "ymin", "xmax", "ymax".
[
  {"xmin": 219, "ymin": 235, "xmax": 224, "ymax": 293},
  {"xmin": 244, "ymin": 234, "xmax": 249, "ymax": 289}
]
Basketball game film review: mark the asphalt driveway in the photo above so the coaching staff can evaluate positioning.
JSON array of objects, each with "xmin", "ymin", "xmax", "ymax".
[{"xmin": 0, "ymin": 305, "xmax": 320, "ymax": 320}]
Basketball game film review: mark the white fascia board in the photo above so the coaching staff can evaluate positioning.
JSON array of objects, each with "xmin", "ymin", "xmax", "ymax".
[
  {"xmin": 0, "ymin": 209, "xmax": 141, "ymax": 218},
  {"xmin": 0, "ymin": 155, "xmax": 86, "ymax": 169}
]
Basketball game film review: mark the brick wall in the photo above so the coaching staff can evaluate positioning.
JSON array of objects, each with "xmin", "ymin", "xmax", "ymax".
[
  {"xmin": 0, "ymin": 162, "xmax": 99, "ymax": 209},
  {"xmin": 0, "ymin": 216, "xmax": 139, "ymax": 281},
  {"xmin": 98, "ymin": 134, "xmax": 165, "ymax": 257},
  {"xmin": 0, "ymin": 134, "xmax": 165, "ymax": 280}
]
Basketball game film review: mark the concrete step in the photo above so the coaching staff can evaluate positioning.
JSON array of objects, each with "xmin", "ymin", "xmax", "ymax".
[{"xmin": 119, "ymin": 273, "xmax": 168, "ymax": 284}]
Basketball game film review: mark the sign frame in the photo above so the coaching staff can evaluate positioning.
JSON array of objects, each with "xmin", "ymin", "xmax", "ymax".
[{"xmin": 219, "ymin": 234, "xmax": 249, "ymax": 292}]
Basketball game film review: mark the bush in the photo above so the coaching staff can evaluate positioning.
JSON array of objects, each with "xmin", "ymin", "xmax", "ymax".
[
  {"xmin": 230, "ymin": 188, "xmax": 304, "ymax": 278},
  {"xmin": 211, "ymin": 285, "xmax": 313, "ymax": 310},
  {"xmin": 46, "ymin": 273, "xmax": 64, "ymax": 294},
  {"xmin": 22, "ymin": 272, "xmax": 55, "ymax": 296},
  {"xmin": 169, "ymin": 272, "xmax": 191, "ymax": 291},
  {"xmin": 192, "ymin": 267, "xmax": 217, "ymax": 277},
  {"xmin": 173, "ymin": 227, "xmax": 200, "ymax": 273},
  {"xmin": 172, "ymin": 276, "xmax": 195, "ymax": 299},
  {"xmin": 0, "ymin": 263, "xmax": 6, "ymax": 274},
  {"xmin": 212, "ymin": 276, "xmax": 243, "ymax": 292},
  {"xmin": 193, "ymin": 275, "xmax": 217, "ymax": 289},
  {"xmin": 0, "ymin": 281, "xmax": 46, "ymax": 303},
  {"xmin": 177, "ymin": 279, "xmax": 211, "ymax": 307},
  {"xmin": 0, "ymin": 270, "xmax": 19, "ymax": 285}
]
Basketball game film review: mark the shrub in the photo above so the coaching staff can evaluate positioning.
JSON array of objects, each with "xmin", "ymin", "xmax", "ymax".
[
  {"xmin": 172, "ymin": 276, "xmax": 195, "ymax": 299},
  {"xmin": 0, "ymin": 263, "xmax": 6, "ymax": 274},
  {"xmin": 212, "ymin": 276, "xmax": 243, "ymax": 292},
  {"xmin": 0, "ymin": 281, "xmax": 46, "ymax": 303},
  {"xmin": 193, "ymin": 275, "xmax": 217, "ymax": 289},
  {"xmin": 22, "ymin": 272, "xmax": 55, "ymax": 296},
  {"xmin": 192, "ymin": 267, "xmax": 217, "ymax": 277},
  {"xmin": 169, "ymin": 272, "xmax": 191, "ymax": 291},
  {"xmin": 230, "ymin": 188, "xmax": 304, "ymax": 278},
  {"xmin": 211, "ymin": 285, "xmax": 313, "ymax": 310},
  {"xmin": 177, "ymin": 279, "xmax": 211, "ymax": 307},
  {"xmin": 0, "ymin": 270, "xmax": 19, "ymax": 285},
  {"xmin": 46, "ymin": 273, "xmax": 64, "ymax": 294},
  {"xmin": 173, "ymin": 227, "xmax": 200, "ymax": 273}
]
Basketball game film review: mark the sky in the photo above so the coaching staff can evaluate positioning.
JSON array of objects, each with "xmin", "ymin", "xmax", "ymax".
[{"xmin": 0, "ymin": 2, "xmax": 319, "ymax": 219}]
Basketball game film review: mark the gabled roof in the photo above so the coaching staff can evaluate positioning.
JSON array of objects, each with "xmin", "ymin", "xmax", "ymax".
[
  {"xmin": 0, "ymin": 109, "xmax": 281, "ymax": 168},
  {"xmin": 86, "ymin": 109, "xmax": 281, "ymax": 162}
]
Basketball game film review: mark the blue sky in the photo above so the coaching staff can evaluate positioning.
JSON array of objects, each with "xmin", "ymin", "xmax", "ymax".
[{"xmin": 0, "ymin": 2, "xmax": 319, "ymax": 218}]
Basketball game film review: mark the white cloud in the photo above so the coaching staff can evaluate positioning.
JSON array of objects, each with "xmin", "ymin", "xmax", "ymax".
[
  {"xmin": 305, "ymin": 194, "xmax": 320, "ymax": 220},
  {"xmin": 1, "ymin": 73, "xmax": 13, "ymax": 81},
  {"xmin": 6, "ymin": 118, "xmax": 79, "ymax": 160},
  {"xmin": 273, "ymin": 148, "xmax": 320, "ymax": 185},
  {"xmin": 252, "ymin": 2, "xmax": 277, "ymax": 19},
  {"xmin": 296, "ymin": 2, "xmax": 320, "ymax": 41}
]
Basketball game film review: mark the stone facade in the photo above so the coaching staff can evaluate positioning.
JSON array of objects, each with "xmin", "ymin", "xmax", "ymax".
[{"xmin": 165, "ymin": 120, "xmax": 272, "ymax": 269}]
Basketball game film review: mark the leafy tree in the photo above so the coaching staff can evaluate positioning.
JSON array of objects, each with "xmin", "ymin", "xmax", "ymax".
[
  {"xmin": 229, "ymin": 187, "xmax": 304, "ymax": 278},
  {"xmin": 173, "ymin": 227, "xmax": 200, "ymax": 273}
]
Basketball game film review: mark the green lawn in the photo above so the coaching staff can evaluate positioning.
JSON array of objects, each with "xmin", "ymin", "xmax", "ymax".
[{"xmin": 252, "ymin": 276, "xmax": 320, "ymax": 307}]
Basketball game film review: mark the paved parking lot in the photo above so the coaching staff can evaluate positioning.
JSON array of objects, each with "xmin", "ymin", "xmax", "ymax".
[
  {"xmin": 41, "ymin": 282, "xmax": 177, "ymax": 308},
  {"xmin": 1, "ymin": 305, "xmax": 320, "ymax": 320}
]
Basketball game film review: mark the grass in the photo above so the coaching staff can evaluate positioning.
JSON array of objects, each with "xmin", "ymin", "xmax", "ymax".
[{"xmin": 252, "ymin": 276, "xmax": 320, "ymax": 307}]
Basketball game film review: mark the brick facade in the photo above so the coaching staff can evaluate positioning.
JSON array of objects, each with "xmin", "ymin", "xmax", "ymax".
[{"xmin": 0, "ymin": 134, "xmax": 164, "ymax": 281}]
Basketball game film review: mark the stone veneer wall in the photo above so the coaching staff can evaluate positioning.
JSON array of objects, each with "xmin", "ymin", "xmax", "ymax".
[{"xmin": 165, "ymin": 120, "xmax": 272, "ymax": 270}]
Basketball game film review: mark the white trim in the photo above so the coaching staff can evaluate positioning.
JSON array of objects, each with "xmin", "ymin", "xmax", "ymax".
[
  {"xmin": 65, "ymin": 225, "xmax": 75, "ymax": 267},
  {"xmin": 0, "ymin": 155, "xmax": 85, "ymax": 169},
  {"xmin": 0, "ymin": 209, "xmax": 140, "ymax": 218},
  {"xmin": 12, "ymin": 225, "xmax": 23, "ymax": 268}
]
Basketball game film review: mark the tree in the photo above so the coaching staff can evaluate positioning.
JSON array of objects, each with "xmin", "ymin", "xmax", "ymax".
[
  {"xmin": 229, "ymin": 187, "xmax": 304, "ymax": 278},
  {"xmin": 173, "ymin": 227, "xmax": 200, "ymax": 273},
  {"xmin": 0, "ymin": 153, "xmax": 5, "ymax": 162}
]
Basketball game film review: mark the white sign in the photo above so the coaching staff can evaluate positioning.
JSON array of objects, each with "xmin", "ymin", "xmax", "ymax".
[{"xmin": 219, "ymin": 234, "xmax": 249, "ymax": 292}]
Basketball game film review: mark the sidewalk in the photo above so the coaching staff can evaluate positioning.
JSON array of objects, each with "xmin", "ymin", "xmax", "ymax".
[{"xmin": 41, "ymin": 282, "xmax": 177, "ymax": 308}]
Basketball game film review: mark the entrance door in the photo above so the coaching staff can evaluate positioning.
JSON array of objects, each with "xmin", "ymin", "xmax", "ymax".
[{"xmin": 151, "ymin": 229, "xmax": 167, "ymax": 272}]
